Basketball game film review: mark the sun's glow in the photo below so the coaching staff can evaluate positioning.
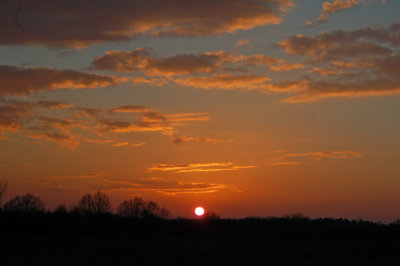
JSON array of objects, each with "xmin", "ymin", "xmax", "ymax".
[{"xmin": 194, "ymin": 206, "xmax": 205, "ymax": 216}]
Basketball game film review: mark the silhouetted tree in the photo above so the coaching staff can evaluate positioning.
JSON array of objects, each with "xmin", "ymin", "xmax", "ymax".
[
  {"xmin": 283, "ymin": 213, "xmax": 309, "ymax": 220},
  {"xmin": 0, "ymin": 179, "xmax": 7, "ymax": 206},
  {"xmin": 54, "ymin": 204, "xmax": 68, "ymax": 214},
  {"xmin": 73, "ymin": 191, "xmax": 112, "ymax": 215},
  {"xmin": 3, "ymin": 193, "xmax": 45, "ymax": 213},
  {"xmin": 204, "ymin": 211, "xmax": 220, "ymax": 220},
  {"xmin": 117, "ymin": 197, "xmax": 170, "ymax": 219},
  {"xmin": 142, "ymin": 200, "xmax": 170, "ymax": 219},
  {"xmin": 117, "ymin": 197, "xmax": 145, "ymax": 219}
]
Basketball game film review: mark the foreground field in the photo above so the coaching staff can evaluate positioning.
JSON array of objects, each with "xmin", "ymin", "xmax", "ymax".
[{"xmin": 2, "ymin": 213, "xmax": 400, "ymax": 265}]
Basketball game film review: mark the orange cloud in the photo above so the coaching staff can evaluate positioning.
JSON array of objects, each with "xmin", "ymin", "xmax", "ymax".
[
  {"xmin": 173, "ymin": 136, "xmax": 234, "ymax": 144},
  {"xmin": 0, "ymin": 65, "xmax": 127, "ymax": 96},
  {"xmin": 52, "ymin": 171, "xmax": 108, "ymax": 179},
  {"xmin": 0, "ymin": 100, "xmax": 209, "ymax": 148},
  {"xmin": 284, "ymin": 150, "xmax": 363, "ymax": 160},
  {"xmin": 307, "ymin": 67, "xmax": 338, "ymax": 76},
  {"xmin": 28, "ymin": 132, "xmax": 79, "ymax": 149},
  {"xmin": 110, "ymin": 105, "xmax": 153, "ymax": 113},
  {"xmin": 236, "ymin": 39, "xmax": 253, "ymax": 47},
  {"xmin": 1, "ymin": 0, "xmax": 293, "ymax": 47},
  {"xmin": 83, "ymin": 138, "xmax": 114, "ymax": 144},
  {"xmin": 148, "ymin": 162, "xmax": 256, "ymax": 173},
  {"xmin": 113, "ymin": 142, "xmax": 130, "ymax": 147},
  {"xmin": 268, "ymin": 161, "xmax": 299, "ymax": 166},
  {"xmin": 174, "ymin": 74, "xmax": 271, "ymax": 91},
  {"xmin": 307, "ymin": 0, "xmax": 361, "ymax": 26},
  {"xmin": 91, "ymin": 49, "xmax": 303, "ymax": 76},
  {"xmin": 131, "ymin": 142, "xmax": 146, "ymax": 147},
  {"xmin": 90, "ymin": 179, "xmax": 228, "ymax": 195},
  {"xmin": 35, "ymin": 101, "xmax": 75, "ymax": 109},
  {"xmin": 269, "ymin": 150, "xmax": 362, "ymax": 166}
]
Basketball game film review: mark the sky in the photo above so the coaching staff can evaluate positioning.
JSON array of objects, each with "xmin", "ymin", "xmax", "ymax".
[{"xmin": 1, "ymin": 0, "xmax": 400, "ymax": 222}]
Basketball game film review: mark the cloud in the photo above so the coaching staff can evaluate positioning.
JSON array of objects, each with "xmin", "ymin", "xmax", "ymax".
[
  {"xmin": 173, "ymin": 136, "xmax": 234, "ymax": 144},
  {"xmin": 274, "ymin": 23, "xmax": 400, "ymax": 102},
  {"xmin": 91, "ymin": 48, "xmax": 303, "ymax": 75},
  {"xmin": 268, "ymin": 161, "xmax": 299, "ymax": 166},
  {"xmin": 91, "ymin": 110, "xmax": 209, "ymax": 136},
  {"xmin": 90, "ymin": 48, "xmax": 303, "ymax": 92},
  {"xmin": 236, "ymin": 39, "xmax": 253, "ymax": 47},
  {"xmin": 148, "ymin": 162, "xmax": 256, "ymax": 173},
  {"xmin": 174, "ymin": 74, "xmax": 271, "ymax": 91},
  {"xmin": 132, "ymin": 142, "xmax": 146, "ymax": 147},
  {"xmin": 269, "ymin": 150, "xmax": 362, "ymax": 166},
  {"xmin": 307, "ymin": 0, "xmax": 362, "ymax": 26},
  {"xmin": 94, "ymin": 179, "xmax": 228, "ymax": 195},
  {"xmin": 91, "ymin": 48, "xmax": 221, "ymax": 75},
  {"xmin": 1, "ymin": 0, "xmax": 294, "ymax": 48},
  {"xmin": 0, "ymin": 65, "xmax": 127, "ymax": 96},
  {"xmin": 35, "ymin": 101, "xmax": 75, "ymax": 109},
  {"xmin": 284, "ymin": 150, "xmax": 363, "ymax": 160},
  {"xmin": 83, "ymin": 138, "xmax": 145, "ymax": 147},
  {"xmin": 113, "ymin": 142, "xmax": 129, "ymax": 147},
  {"xmin": 28, "ymin": 132, "xmax": 79, "ymax": 149},
  {"xmin": 307, "ymin": 0, "xmax": 387, "ymax": 26},
  {"xmin": 110, "ymin": 105, "xmax": 153, "ymax": 113},
  {"xmin": 0, "ymin": 102, "xmax": 34, "ymax": 131},
  {"xmin": 0, "ymin": 100, "xmax": 210, "ymax": 148},
  {"xmin": 83, "ymin": 138, "xmax": 114, "ymax": 144},
  {"xmin": 52, "ymin": 171, "xmax": 108, "ymax": 179},
  {"xmin": 277, "ymin": 30, "xmax": 394, "ymax": 61}
]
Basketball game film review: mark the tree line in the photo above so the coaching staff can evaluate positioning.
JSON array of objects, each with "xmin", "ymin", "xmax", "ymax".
[{"xmin": 0, "ymin": 181, "xmax": 169, "ymax": 219}]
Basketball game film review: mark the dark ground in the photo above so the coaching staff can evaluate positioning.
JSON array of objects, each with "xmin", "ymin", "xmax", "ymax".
[{"xmin": 2, "ymin": 213, "xmax": 400, "ymax": 265}]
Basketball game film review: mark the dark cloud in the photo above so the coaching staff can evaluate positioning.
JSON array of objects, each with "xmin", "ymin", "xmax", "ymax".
[
  {"xmin": 0, "ymin": 0, "xmax": 294, "ymax": 48},
  {"xmin": 0, "ymin": 65, "xmax": 127, "ymax": 96},
  {"xmin": 274, "ymin": 23, "xmax": 400, "ymax": 102}
]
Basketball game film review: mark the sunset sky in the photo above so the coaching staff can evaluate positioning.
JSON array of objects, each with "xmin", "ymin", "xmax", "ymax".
[{"xmin": 1, "ymin": 0, "xmax": 400, "ymax": 222}]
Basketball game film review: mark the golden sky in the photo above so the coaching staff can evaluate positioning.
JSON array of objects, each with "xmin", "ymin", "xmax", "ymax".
[{"xmin": 1, "ymin": 0, "xmax": 400, "ymax": 222}]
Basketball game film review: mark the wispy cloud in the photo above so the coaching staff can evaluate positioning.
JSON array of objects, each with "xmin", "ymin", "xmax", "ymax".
[
  {"xmin": 307, "ymin": 0, "xmax": 387, "ymax": 26},
  {"xmin": 28, "ymin": 132, "xmax": 79, "ymax": 149},
  {"xmin": 173, "ymin": 136, "xmax": 234, "ymax": 144},
  {"xmin": 268, "ymin": 161, "xmax": 299, "ymax": 166},
  {"xmin": 148, "ymin": 162, "xmax": 257, "ymax": 173},
  {"xmin": 102, "ymin": 179, "xmax": 228, "ymax": 195},
  {"xmin": 131, "ymin": 142, "xmax": 146, "ymax": 147},
  {"xmin": 113, "ymin": 142, "xmax": 130, "ymax": 147},
  {"xmin": 268, "ymin": 150, "xmax": 363, "ymax": 166},
  {"xmin": 236, "ymin": 39, "xmax": 253, "ymax": 47},
  {"xmin": 52, "ymin": 171, "xmax": 108, "ymax": 179}
]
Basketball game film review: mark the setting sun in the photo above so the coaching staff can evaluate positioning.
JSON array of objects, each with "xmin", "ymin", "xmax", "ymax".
[{"xmin": 195, "ymin": 207, "xmax": 205, "ymax": 216}]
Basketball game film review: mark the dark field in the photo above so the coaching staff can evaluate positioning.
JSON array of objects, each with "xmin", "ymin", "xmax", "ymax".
[
  {"xmin": 2, "ymin": 213, "xmax": 400, "ymax": 266},
  {"xmin": 3, "ymin": 236, "xmax": 400, "ymax": 266}
]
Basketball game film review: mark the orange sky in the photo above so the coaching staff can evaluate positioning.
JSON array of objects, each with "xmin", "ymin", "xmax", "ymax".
[{"xmin": 1, "ymin": 0, "xmax": 400, "ymax": 222}]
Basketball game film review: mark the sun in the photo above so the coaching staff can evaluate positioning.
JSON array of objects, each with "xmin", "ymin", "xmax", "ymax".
[{"xmin": 194, "ymin": 206, "xmax": 205, "ymax": 216}]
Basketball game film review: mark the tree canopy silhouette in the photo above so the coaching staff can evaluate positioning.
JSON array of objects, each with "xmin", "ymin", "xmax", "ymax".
[
  {"xmin": 0, "ymin": 179, "xmax": 7, "ymax": 206},
  {"xmin": 3, "ymin": 193, "xmax": 45, "ymax": 213},
  {"xmin": 72, "ymin": 191, "xmax": 112, "ymax": 215},
  {"xmin": 117, "ymin": 197, "xmax": 169, "ymax": 219}
]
